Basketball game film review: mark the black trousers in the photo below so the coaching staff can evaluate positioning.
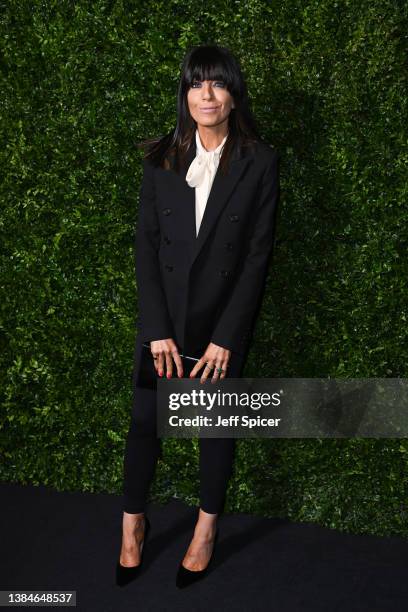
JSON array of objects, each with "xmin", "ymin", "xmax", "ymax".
[{"xmin": 122, "ymin": 334, "xmax": 245, "ymax": 515}]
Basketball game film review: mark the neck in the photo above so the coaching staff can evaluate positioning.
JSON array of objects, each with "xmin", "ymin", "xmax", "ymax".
[{"xmin": 196, "ymin": 122, "xmax": 228, "ymax": 151}]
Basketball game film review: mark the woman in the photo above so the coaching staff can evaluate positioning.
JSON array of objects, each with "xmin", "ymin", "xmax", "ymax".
[{"xmin": 116, "ymin": 44, "xmax": 280, "ymax": 588}]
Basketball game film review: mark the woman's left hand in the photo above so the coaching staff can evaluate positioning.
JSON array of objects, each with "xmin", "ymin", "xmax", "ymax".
[{"xmin": 189, "ymin": 342, "xmax": 231, "ymax": 384}]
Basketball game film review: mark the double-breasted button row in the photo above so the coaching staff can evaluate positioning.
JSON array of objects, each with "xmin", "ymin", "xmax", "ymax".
[
  {"xmin": 163, "ymin": 235, "xmax": 171, "ymax": 245},
  {"xmin": 229, "ymin": 214, "xmax": 239, "ymax": 222},
  {"xmin": 162, "ymin": 208, "xmax": 171, "ymax": 216},
  {"xmin": 164, "ymin": 264, "xmax": 173, "ymax": 272},
  {"xmin": 220, "ymin": 269, "xmax": 230, "ymax": 278},
  {"xmin": 225, "ymin": 242, "xmax": 234, "ymax": 251}
]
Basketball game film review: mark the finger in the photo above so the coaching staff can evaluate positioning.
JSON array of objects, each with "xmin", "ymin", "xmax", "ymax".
[
  {"xmin": 214, "ymin": 353, "xmax": 230, "ymax": 382},
  {"xmin": 200, "ymin": 360, "xmax": 214, "ymax": 384},
  {"xmin": 151, "ymin": 350, "xmax": 160, "ymax": 373},
  {"xmin": 165, "ymin": 348, "xmax": 173, "ymax": 378},
  {"xmin": 172, "ymin": 350, "xmax": 183, "ymax": 378},
  {"xmin": 211, "ymin": 361, "xmax": 222, "ymax": 383},
  {"xmin": 157, "ymin": 351, "xmax": 165, "ymax": 377},
  {"xmin": 189, "ymin": 357, "xmax": 205, "ymax": 378},
  {"xmin": 219, "ymin": 357, "xmax": 229, "ymax": 379},
  {"xmin": 150, "ymin": 342, "xmax": 159, "ymax": 374}
]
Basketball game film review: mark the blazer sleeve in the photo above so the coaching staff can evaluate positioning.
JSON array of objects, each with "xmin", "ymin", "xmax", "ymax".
[
  {"xmin": 210, "ymin": 150, "xmax": 280, "ymax": 354},
  {"xmin": 135, "ymin": 158, "xmax": 175, "ymax": 343}
]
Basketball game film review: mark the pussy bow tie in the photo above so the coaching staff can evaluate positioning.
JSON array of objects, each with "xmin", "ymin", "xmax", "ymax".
[{"xmin": 185, "ymin": 149, "xmax": 221, "ymax": 189}]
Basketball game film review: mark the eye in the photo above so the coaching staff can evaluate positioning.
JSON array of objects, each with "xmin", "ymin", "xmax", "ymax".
[{"xmin": 190, "ymin": 80, "xmax": 226, "ymax": 88}]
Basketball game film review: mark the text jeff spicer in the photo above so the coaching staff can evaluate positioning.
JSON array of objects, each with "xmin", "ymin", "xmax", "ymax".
[{"xmin": 168, "ymin": 415, "xmax": 282, "ymax": 428}]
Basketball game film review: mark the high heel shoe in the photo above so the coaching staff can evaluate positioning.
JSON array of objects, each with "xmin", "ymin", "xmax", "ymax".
[
  {"xmin": 115, "ymin": 515, "xmax": 151, "ymax": 587},
  {"xmin": 176, "ymin": 528, "xmax": 219, "ymax": 589}
]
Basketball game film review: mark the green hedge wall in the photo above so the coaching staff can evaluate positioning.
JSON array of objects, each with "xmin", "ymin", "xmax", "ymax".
[{"xmin": 1, "ymin": 0, "xmax": 407, "ymax": 537}]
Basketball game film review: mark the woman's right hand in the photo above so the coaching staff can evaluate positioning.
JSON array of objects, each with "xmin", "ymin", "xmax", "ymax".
[{"xmin": 150, "ymin": 338, "xmax": 184, "ymax": 379}]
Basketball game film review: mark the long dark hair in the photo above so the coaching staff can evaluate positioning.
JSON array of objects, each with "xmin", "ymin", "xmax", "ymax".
[{"xmin": 137, "ymin": 44, "xmax": 263, "ymax": 175}]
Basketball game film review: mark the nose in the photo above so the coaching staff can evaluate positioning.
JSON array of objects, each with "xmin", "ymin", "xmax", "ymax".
[{"xmin": 201, "ymin": 81, "xmax": 214, "ymax": 99}]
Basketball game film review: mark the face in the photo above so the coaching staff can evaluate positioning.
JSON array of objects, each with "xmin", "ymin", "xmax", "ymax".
[{"xmin": 187, "ymin": 78, "xmax": 235, "ymax": 128}]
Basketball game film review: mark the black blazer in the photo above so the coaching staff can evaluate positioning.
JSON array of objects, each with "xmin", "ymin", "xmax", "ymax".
[{"xmin": 135, "ymin": 137, "xmax": 280, "ymax": 359}]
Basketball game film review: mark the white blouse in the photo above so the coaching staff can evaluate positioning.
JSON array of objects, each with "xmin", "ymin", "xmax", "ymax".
[{"xmin": 185, "ymin": 129, "xmax": 228, "ymax": 236}]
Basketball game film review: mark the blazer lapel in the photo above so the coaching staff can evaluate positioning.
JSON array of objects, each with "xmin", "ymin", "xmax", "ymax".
[{"xmin": 180, "ymin": 137, "xmax": 252, "ymax": 268}]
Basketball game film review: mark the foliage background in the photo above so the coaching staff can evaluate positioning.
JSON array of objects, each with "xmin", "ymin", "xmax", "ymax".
[{"xmin": 1, "ymin": 0, "xmax": 407, "ymax": 536}]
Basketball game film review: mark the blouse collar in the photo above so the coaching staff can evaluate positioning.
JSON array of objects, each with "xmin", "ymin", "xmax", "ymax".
[{"xmin": 186, "ymin": 129, "xmax": 228, "ymax": 188}]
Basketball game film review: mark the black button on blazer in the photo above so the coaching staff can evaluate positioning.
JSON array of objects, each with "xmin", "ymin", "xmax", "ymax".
[{"xmin": 135, "ymin": 137, "xmax": 280, "ymax": 358}]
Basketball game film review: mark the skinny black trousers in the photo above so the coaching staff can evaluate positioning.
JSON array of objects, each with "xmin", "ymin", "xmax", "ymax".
[{"xmin": 122, "ymin": 334, "xmax": 246, "ymax": 515}]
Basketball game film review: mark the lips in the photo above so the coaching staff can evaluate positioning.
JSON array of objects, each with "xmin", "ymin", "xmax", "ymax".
[{"xmin": 200, "ymin": 106, "xmax": 220, "ymax": 112}]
